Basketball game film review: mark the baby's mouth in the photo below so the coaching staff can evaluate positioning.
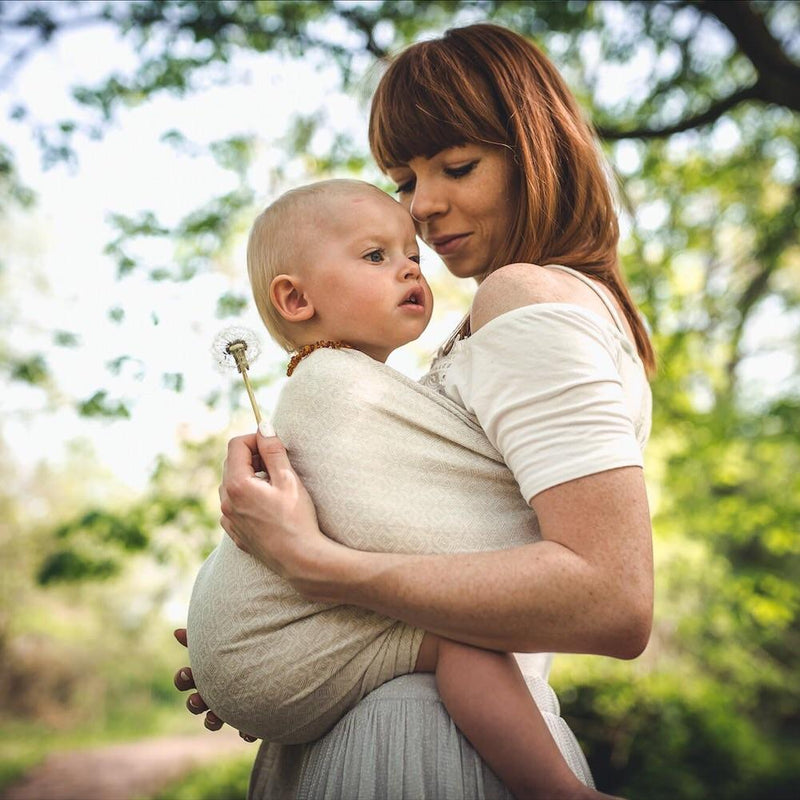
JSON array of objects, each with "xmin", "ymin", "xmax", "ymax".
[{"xmin": 401, "ymin": 288, "xmax": 425, "ymax": 307}]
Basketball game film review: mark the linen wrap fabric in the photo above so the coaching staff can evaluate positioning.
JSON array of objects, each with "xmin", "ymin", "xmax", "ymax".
[{"xmin": 187, "ymin": 348, "xmax": 543, "ymax": 744}]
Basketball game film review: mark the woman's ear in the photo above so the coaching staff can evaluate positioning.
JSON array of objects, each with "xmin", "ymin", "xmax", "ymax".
[{"xmin": 270, "ymin": 274, "xmax": 315, "ymax": 322}]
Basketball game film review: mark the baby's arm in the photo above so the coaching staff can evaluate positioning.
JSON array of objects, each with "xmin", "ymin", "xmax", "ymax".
[{"xmin": 416, "ymin": 634, "xmax": 613, "ymax": 799}]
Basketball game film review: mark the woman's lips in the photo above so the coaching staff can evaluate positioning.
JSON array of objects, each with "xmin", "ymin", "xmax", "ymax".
[{"xmin": 430, "ymin": 233, "xmax": 471, "ymax": 256}]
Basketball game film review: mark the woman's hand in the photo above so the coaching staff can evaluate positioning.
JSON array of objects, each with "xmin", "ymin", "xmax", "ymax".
[
  {"xmin": 172, "ymin": 628, "xmax": 257, "ymax": 742},
  {"xmin": 219, "ymin": 427, "xmax": 335, "ymax": 588}
]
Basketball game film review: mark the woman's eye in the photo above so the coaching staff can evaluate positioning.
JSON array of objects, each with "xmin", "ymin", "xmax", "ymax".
[
  {"xmin": 394, "ymin": 179, "xmax": 415, "ymax": 195},
  {"xmin": 365, "ymin": 250, "xmax": 385, "ymax": 263},
  {"xmin": 445, "ymin": 160, "xmax": 478, "ymax": 179}
]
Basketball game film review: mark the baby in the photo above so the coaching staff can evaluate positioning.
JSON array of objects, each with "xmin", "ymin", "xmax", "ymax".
[{"xmin": 190, "ymin": 179, "xmax": 604, "ymax": 799}]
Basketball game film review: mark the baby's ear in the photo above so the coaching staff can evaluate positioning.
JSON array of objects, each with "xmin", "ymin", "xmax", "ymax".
[{"xmin": 270, "ymin": 274, "xmax": 314, "ymax": 322}]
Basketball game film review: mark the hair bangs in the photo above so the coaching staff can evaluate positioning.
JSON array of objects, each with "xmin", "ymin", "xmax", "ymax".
[{"xmin": 370, "ymin": 39, "xmax": 507, "ymax": 170}]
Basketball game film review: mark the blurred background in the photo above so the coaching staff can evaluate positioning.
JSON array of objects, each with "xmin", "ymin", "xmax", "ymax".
[{"xmin": 0, "ymin": 2, "xmax": 798, "ymax": 798}]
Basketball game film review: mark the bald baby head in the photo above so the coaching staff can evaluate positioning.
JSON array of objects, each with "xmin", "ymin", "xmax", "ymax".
[{"xmin": 248, "ymin": 180, "xmax": 394, "ymax": 351}]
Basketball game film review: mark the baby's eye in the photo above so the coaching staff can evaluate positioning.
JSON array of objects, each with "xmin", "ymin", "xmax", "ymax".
[
  {"xmin": 409, "ymin": 254, "xmax": 421, "ymax": 264},
  {"xmin": 365, "ymin": 249, "xmax": 385, "ymax": 263}
]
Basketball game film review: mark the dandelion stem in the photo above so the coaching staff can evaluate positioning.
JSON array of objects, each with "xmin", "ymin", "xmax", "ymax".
[{"xmin": 240, "ymin": 368, "xmax": 262, "ymax": 425}]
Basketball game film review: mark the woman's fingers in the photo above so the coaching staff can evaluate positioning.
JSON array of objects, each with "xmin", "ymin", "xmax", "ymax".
[
  {"xmin": 174, "ymin": 666, "xmax": 196, "ymax": 691},
  {"xmin": 219, "ymin": 511, "xmax": 245, "ymax": 551},
  {"xmin": 256, "ymin": 429, "xmax": 294, "ymax": 489},
  {"xmin": 186, "ymin": 692, "xmax": 228, "ymax": 733},
  {"xmin": 183, "ymin": 684, "xmax": 228, "ymax": 733},
  {"xmin": 218, "ymin": 425, "xmax": 322, "ymax": 575},
  {"xmin": 186, "ymin": 692, "xmax": 209, "ymax": 714},
  {"xmin": 173, "ymin": 631, "xmax": 197, "ymax": 692},
  {"xmin": 204, "ymin": 711, "xmax": 223, "ymax": 731},
  {"xmin": 174, "ymin": 622, "xmax": 228, "ymax": 734},
  {"xmin": 224, "ymin": 434, "xmax": 258, "ymax": 483}
]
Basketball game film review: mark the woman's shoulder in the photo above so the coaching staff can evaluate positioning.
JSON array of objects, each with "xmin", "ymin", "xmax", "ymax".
[
  {"xmin": 471, "ymin": 262, "xmax": 628, "ymax": 338},
  {"xmin": 470, "ymin": 263, "xmax": 565, "ymax": 331}
]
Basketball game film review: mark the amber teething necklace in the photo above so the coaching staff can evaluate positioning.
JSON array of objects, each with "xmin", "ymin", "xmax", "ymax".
[{"xmin": 286, "ymin": 340, "xmax": 353, "ymax": 377}]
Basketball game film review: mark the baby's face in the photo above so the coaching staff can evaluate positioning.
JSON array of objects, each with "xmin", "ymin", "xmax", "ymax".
[{"xmin": 297, "ymin": 189, "xmax": 433, "ymax": 362}]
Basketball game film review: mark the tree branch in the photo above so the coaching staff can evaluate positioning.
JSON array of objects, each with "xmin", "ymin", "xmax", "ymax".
[
  {"xmin": 599, "ymin": 1, "xmax": 800, "ymax": 141},
  {"xmin": 724, "ymin": 259, "xmax": 780, "ymax": 391},
  {"xmin": 694, "ymin": 0, "xmax": 800, "ymax": 111},
  {"xmin": 338, "ymin": 8, "xmax": 389, "ymax": 60},
  {"xmin": 695, "ymin": 0, "xmax": 799, "ymax": 78},
  {"xmin": 596, "ymin": 84, "xmax": 761, "ymax": 140},
  {"xmin": 725, "ymin": 181, "xmax": 800, "ymax": 388}
]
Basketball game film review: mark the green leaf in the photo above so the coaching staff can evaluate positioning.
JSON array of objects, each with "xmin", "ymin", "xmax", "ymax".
[
  {"xmin": 162, "ymin": 372, "xmax": 184, "ymax": 392},
  {"xmin": 37, "ymin": 550, "xmax": 118, "ymax": 585},
  {"xmin": 216, "ymin": 292, "xmax": 248, "ymax": 318},
  {"xmin": 78, "ymin": 391, "xmax": 131, "ymax": 419},
  {"xmin": 53, "ymin": 331, "xmax": 80, "ymax": 347},
  {"xmin": 10, "ymin": 355, "xmax": 49, "ymax": 386}
]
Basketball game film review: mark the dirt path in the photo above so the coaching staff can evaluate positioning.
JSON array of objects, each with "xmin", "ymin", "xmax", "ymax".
[{"xmin": 1, "ymin": 729, "xmax": 251, "ymax": 800}]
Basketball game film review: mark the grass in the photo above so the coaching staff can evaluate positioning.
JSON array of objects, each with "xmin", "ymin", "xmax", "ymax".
[{"xmin": 147, "ymin": 753, "xmax": 253, "ymax": 800}]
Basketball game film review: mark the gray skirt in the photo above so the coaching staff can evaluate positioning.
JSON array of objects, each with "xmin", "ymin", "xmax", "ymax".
[{"xmin": 248, "ymin": 673, "xmax": 594, "ymax": 799}]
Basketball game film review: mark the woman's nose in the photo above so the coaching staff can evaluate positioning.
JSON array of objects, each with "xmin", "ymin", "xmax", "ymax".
[{"xmin": 409, "ymin": 182, "xmax": 446, "ymax": 222}]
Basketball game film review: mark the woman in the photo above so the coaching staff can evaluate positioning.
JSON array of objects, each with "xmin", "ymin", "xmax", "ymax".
[{"xmin": 176, "ymin": 22, "xmax": 654, "ymax": 798}]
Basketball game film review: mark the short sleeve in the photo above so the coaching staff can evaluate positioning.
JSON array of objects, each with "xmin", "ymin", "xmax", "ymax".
[{"xmin": 443, "ymin": 305, "xmax": 647, "ymax": 503}]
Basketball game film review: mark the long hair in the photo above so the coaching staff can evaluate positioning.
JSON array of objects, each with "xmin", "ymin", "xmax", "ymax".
[{"xmin": 369, "ymin": 23, "xmax": 655, "ymax": 372}]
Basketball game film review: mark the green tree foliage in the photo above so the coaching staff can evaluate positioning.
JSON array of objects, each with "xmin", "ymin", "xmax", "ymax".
[
  {"xmin": 1, "ymin": 1, "xmax": 798, "ymax": 795},
  {"xmin": 33, "ymin": 435, "xmax": 225, "ymax": 583}
]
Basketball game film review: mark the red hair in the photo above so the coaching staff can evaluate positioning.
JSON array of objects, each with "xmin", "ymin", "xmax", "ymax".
[{"xmin": 369, "ymin": 23, "xmax": 655, "ymax": 372}]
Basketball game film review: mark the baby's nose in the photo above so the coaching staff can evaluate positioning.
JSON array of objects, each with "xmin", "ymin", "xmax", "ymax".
[{"xmin": 403, "ymin": 259, "xmax": 421, "ymax": 280}]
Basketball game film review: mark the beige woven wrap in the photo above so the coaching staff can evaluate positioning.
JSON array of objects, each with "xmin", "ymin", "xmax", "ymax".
[{"xmin": 187, "ymin": 348, "xmax": 540, "ymax": 743}]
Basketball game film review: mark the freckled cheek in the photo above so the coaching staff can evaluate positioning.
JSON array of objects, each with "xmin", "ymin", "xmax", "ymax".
[{"xmin": 488, "ymin": 195, "xmax": 514, "ymax": 241}]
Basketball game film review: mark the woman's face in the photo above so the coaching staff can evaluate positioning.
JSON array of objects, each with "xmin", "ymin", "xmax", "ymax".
[{"xmin": 386, "ymin": 144, "xmax": 517, "ymax": 282}]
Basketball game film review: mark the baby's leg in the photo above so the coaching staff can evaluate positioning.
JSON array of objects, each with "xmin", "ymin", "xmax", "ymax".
[{"xmin": 415, "ymin": 634, "xmax": 621, "ymax": 800}]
